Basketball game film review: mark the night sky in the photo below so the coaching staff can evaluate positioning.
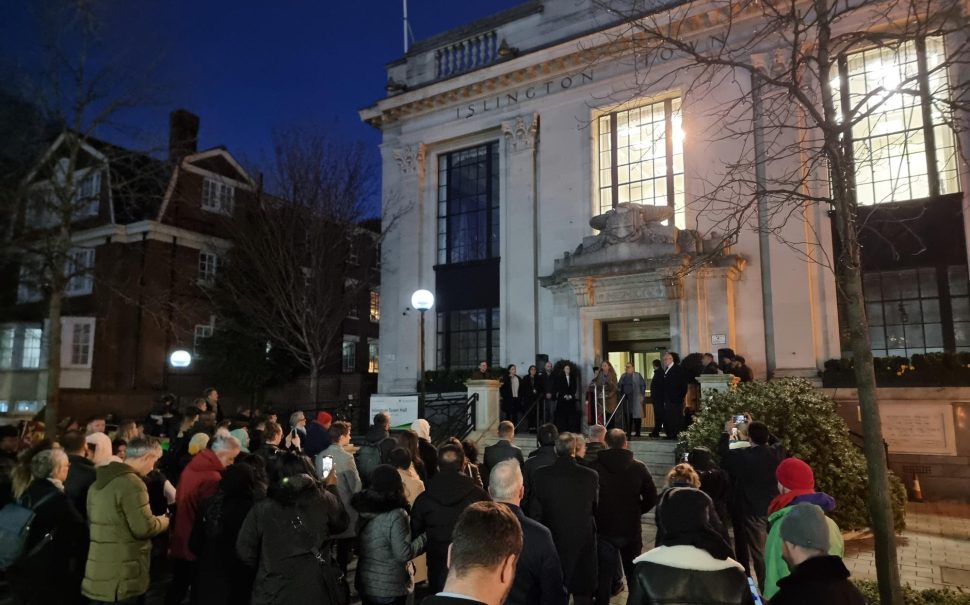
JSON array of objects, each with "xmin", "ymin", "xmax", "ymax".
[{"xmin": 0, "ymin": 1, "xmax": 523, "ymax": 172}]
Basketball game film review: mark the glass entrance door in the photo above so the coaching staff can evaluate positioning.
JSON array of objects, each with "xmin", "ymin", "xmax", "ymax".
[{"xmin": 603, "ymin": 317, "xmax": 670, "ymax": 375}]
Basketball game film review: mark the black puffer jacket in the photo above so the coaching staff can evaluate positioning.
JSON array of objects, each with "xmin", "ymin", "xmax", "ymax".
[
  {"xmin": 410, "ymin": 470, "xmax": 489, "ymax": 592},
  {"xmin": 627, "ymin": 545, "xmax": 754, "ymax": 605}
]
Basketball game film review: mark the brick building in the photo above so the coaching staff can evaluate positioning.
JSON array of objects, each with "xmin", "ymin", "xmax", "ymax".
[{"xmin": 0, "ymin": 110, "xmax": 379, "ymax": 422}]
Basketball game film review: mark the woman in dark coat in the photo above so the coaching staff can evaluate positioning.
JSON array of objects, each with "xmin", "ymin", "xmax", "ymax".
[
  {"xmin": 553, "ymin": 363, "xmax": 580, "ymax": 432},
  {"xmin": 519, "ymin": 365, "xmax": 542, "ymax": 429},
  {"xmin": 237, "ymin": 452, "xmax": 350, "ymax": 605},
  {"xmin": 10, "ymin": 448, "xmax": 88, "ymax": 605},
  {"xmin": 689, "ymin": 447, "xmax": 732, "ymax": 540},
  {"xmin": 191, "ymin": 463, "xmax": 263, "ymax": 604}
]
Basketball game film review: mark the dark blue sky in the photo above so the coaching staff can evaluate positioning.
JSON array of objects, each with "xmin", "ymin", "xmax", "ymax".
[{"xmin": 0, "ymin": 0, "xmax": 522, "ymax": 168}]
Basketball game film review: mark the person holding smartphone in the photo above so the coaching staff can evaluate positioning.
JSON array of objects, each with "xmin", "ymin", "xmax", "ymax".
[{"xmin": 317, "ymin": 421, "xmax": 362, "ymax": 576}]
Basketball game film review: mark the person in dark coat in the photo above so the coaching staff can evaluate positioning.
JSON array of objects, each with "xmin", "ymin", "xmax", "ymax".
[
  {"xmin": 410, "ymin": 443, "xmax": 490, "ymax": 594},
  {"xmin": 519, "ymin": 365, "xmax": 542, "ymax": 430},
  {"xmin": 61, "ymin": 431, "xmax": 96, "ymax": 520},
  {"xmin": 254, "ymin": 421, "xmax": 284, "ymax": 468},
  {"xmin": 648, "ymin": 359, "xmax": 664, "ymax": 437},
  {"xmin": 488, "ymin": 459, "xmax": 567, "ymax": 605},
  {"xmin": 10, "ymin": 448, "xmax": 88, "ymax": 605},
  {"xmin": 690, "ymin": 446, "xmax": 732, "ymax": 538},
  {"xmin": 529, "ymin": 432, "xmax": 599, "ymax": 605},
  {"xmin": 521, "ymin": 423, "xmax": 558, "ymax": 512},
  {"xmin": 770, "ymin": 503, "xmax": 864, "ymax": 605},
  {"xmin": 719, "ymin": 419, "xmax": 784, "ymax": 589},
  {"xmin": 303, "ymin": 411, "xmax": 333, "ymax": 457},
  {"xmin": 499, "ymin": 364, "xmax": 522, "ymax": 424},
  {"xmin": 582, "ymin": 424, "xmax": 607, "ymax": 464},
  {"xmin": 482, "ymin": 420, "xmax": 524, "ymax": 480},
  {"xmin": 553, "ymin": 363, "xmax": 580, "ymax": 432},
  {"xmin": 190, "ymin": 463, "xmax": 262, "ymax": 605},
  {"xmin": 590, "ymin": 429, "xmax": 658, "ymax": 603},
  {"xmin": 627, "ymin": 487, "xmax": 752, "ymax": 605},
  {"xmin": 658, "ymin": 352, "xmax": 689, "ymax": 439},
  {"xmin": 236, "ymin": 452, "xmax": 349, "ymax": 605},
  {"xmin": 701, "ymin": 353, "xmax": 721, "ymax": 374}
]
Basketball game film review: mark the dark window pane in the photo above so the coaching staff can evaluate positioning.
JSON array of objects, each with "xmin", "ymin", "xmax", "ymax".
[
  {"xmin": 898, "ymin": 269, "xmax": 919, "ymax": 299},
  {"xmin": 924, "ymin": 323, "xmax": 944, "ymax": 347},
  {"xmin": 869, "ymin": 327, "xmax": 886, "ymax": 349},
  {"xmin": 955, "ymin": 322, "xmax": 970, "ymax": 348},
  {"xmin": 948, "ymin": 266, "xmax": 968, "ymax": 295},
  {"xmin": 922, "ymin": 298, "xmax": 940, "ymax": 323},
  {"xmin": 863, "ymin": 273, "xmax": 882, "ymax": 298},
  {"xmin": 919, "ymin": 268, "xmax": 937, "ymax": 296},
  {"xmin": 952, "ymin": 298, "xmax": 970, "ymax": 322}
]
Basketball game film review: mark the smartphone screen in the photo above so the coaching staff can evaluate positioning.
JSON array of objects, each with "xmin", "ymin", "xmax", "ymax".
[
  {"xmin": 319, "ymin": 455, "xmax": 334, "ymax": 480},
  {"xmin": 747, "ymin": 577, "xmax": 765, "ymax": 605},
  {"xmin": 735, "ymin": 415, "xmax": 747, "ymax": 424}
]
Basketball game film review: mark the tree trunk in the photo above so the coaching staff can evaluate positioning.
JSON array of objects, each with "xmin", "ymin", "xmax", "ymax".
[
  {"xmin": 309, "ymin": 369, "xmax": 319, "ymax": 408},
  {"xmin": 44, "ymin": 288, "xmax": 63, "ymax": 441}
]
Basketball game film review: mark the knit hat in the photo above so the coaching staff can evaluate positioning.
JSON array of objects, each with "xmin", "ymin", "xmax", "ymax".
[
  {"xmin": 776, "ymin": 457, "xmax": 814, "ymax": 491},
  {"xmin": 188, "ymin": 432, "xmax": 210, "ymax": 455},
  {"xmin": 316, "ymin": 411, "xmax": 333, "ymax": 426},
  {"xmin": 780, "ymin": 503, "xmax": 830, "ymax": 551},
  {"xmin": 411, "ymin": 419, "xmax": 431, "ymax": 441},
  {"xmin": 371, "ymin": 464, "xmax": 404, "ymax": 494}
]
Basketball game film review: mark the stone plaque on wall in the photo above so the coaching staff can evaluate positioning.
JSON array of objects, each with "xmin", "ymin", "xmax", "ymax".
[{"xmin": 869, "ymin": 403, "xmax": 958, "ymax": 456}]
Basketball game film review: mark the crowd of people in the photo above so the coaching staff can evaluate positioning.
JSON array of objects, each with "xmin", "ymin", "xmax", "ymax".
[{"xmin": 0, "ymin": 378, "xmax": 863, "ymax": 605}]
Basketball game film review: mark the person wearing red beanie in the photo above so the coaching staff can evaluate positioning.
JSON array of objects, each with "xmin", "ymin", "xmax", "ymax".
[
  {"xmin": 763, "ymin": 457, "xmax": 844, "ymax": 599},
  {"xmin": 304, "ymin": 411, "xmax": 334, "ymax": 458}
]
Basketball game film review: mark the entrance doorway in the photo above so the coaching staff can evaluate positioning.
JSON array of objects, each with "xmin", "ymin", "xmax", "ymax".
[{"xmin": 603, "ymin": 317, "xmax": 670, "ymax": 377}]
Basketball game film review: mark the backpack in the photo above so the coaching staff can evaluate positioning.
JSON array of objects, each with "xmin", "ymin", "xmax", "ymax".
[
  {"xmin": 356, "ymin": 438, "xmax": 392, "ymax": 486},
  {"xmin": 0, "ymin": 489, "xmax": 59, "ymax": 570}
]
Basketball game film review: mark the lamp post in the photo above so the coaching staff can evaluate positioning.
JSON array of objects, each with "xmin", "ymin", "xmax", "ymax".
[
  {"xmin": 411, "ymin": 289, "xmax": 435, "ymax": 417},
  {"xmin": 168, "ymin": 349, "xmax": 192, "ymax": 408}
]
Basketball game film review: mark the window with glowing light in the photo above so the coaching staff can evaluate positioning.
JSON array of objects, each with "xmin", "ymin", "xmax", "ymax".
[
  {"xmin": 836, "ymin": 37, "xmax": 959, "ymax": 205},
  {"xmin": 596, "ymin": 98, "xmax": 685, "ymax": 228}
]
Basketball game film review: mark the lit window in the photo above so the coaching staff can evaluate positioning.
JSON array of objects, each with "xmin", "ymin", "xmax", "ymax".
[
  {"xmin": 342, "ymin": 340, "xmax": 356, "ymax": 373},
  {"xmin": 21, "ymin": 328, "xmax": 42, "ymax": 369},
  {"xmin": 194, "ymin": 323, "xmax": 214, "ymax": 354},
  {"xmin": 198, "ymin": 252, "xmax": 220, "ymax": 283},
  {"xmin": 369, "ymin": 290, "xmax": 380, "ymax": 322},
  {"xmin": 437, "ymin": 142, "xmax": 500, "ymax": 265},
  {"xmin": 65, "ymin": 248, "xmax": 96, "ymax": 296},
  {"xmin": 0, "ymin": 327, "xmax": 14, "ymax": 369},
  {"xmin": 368, "ymin": 340, "xmax": 379, "ymax": 373},
  {"xmin": 597, "ymin": 98, "xmax": 685, "ymax": 227},
  {"xmin": 67, "ymin": 320, "xmax": 94, "ymax": 367},
  {"xmin": 837, "ymin": 37, "xmax": 959, "ymax": 205},
  {"xmin": 202, "ymin": 178, "xmax": 235, "ymax": 214}
]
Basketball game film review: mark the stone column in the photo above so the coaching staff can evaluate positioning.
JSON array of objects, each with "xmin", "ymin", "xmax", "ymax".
[
  {"xmin": 379, "ymin": 143, "xmax": 427, "ymax": 393},
  {"xmin": 500, "ymin": 114, "xmax": 539, "ymax": 368},
  {"xmin": 467, "ymin": 379, "xmax": 501, "ymax": 432}
]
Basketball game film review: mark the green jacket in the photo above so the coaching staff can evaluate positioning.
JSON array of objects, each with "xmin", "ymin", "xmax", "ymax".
[
  {"xmin": 82, "ymin": 461, "xmax": 169, "ymax": 602},
  {"xmin": 763, "ymin": 495, "xmax": 844, "ymax": 600}
]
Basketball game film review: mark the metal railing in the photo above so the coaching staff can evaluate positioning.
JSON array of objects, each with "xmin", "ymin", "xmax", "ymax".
[
  {"xmin": 425, "ymin": 392, "xmax": 478, "ymax": 446},
  {"xmin": 848, "ymin": 429, "xmax": 890, "ymax": 467}
]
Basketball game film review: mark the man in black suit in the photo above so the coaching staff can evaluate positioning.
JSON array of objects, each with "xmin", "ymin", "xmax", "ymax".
[
  {"xmin": 659, "ymin": 352, "xmax": 689, "ymax": 440},
  {"xmin": 648, "ymin": 359, "xmax": 664, "ymax": 437},
  {"xmin": 482, "ymin": 420, "xmax": 525, "ymax": 480},
  {"xmin": 521, "ymin": 423, "xmax": 558, "ymax": 511},
  {"xmin": 489, "ymin": 460, "xmax": 567, "ymax": 605},
  {"xmin": 530, "ymin": 432, "xmax": 599, "ymax": 605},
  {"xmin": 421, "ymin": 501, "xmax": 523, "ymax": 605}
]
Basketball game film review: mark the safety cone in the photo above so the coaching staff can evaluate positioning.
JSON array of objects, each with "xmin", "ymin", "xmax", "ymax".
[{"xmin": 911, "ymin": 474, "xmax": 924, "ymax": 502}]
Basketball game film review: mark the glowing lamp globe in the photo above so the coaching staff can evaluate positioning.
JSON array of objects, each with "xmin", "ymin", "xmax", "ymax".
[
  {"xmin": 169, "ymin": 349, "xmax": 193, "ymax": 368},
  {"xmin": 411, "ymin": 289, "xmax": 435, "ymax": 311}
]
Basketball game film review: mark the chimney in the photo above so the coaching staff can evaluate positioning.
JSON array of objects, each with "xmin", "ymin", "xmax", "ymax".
[{"xmin": 169, "ymin": 109, "xmax": 199, "ymax": 163}]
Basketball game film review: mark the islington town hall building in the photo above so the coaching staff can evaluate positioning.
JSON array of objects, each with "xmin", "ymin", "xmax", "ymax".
[{"xmin": 361, "ymin": 0, "xmax": 970, "ymax": 400}]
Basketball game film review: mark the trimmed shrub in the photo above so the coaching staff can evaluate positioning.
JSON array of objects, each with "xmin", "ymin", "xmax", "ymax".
[
  {"xmin": 855, "ymin": 581, "xmax": 970, "ymax": 605},
  {"xmin": 681, "ymin": 377, "xmax": 906, "ymax": 531}
]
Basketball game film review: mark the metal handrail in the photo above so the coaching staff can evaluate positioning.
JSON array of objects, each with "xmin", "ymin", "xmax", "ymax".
[
  {"xmin": 848, "ymin": 429, "xmax": 890, "ymax": 467},
  {"xmin": 426, "ymin": 392, "xmax": 478, "ymax": 446}
]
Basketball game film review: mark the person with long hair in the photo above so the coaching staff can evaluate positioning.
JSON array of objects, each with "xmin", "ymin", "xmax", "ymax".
[
  {"xmin": 9, "ymin": 447, "xmax": 88, "ymax": 605},
  {"xmin": 394, "ymin": 429, "xmax": 428, "ymax": 482},
  {"xmin": 519, "ymin": 365, "xmax": 541, "ymax": 429},
  {"xmin": 595, "ymin": 360, "xmax": 618, "ymax": 425},
  {"xmin": 237, "ymin": 452, "xmax": 349, "ymax": 605},
  {"xmin": 352, "ymin": 465, "xmax": 427, "ymax": 605},
  {"xmin": 499, "ymin": 364, "xmax": 522, "ymax": 425}
]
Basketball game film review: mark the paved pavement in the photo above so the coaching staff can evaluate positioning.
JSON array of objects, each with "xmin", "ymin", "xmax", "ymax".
[{"xmin": 607, "ymin": 501, "xmax": 970, "ymax": 604}]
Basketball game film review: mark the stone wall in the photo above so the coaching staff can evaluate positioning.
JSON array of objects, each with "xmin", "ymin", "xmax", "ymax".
[{"xmin": 821, "ymin": 387, "xmax": 970, "ymax": 501}]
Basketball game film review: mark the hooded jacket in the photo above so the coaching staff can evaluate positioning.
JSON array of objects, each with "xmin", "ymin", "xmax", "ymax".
[
  {"xmin": 763, "ymin": 491, "xmax": 844, "ymax": 599},
  {"xmin": 65, "ymin": 453, "xmax": 96, "ymax": 519},
  {"xmin": 171, "ymin": 448, "xmax": 224, "ymax": 561},
  {"xmin": 410, "ymin": 470, "xmax": 489, "ymax": 592},
  {"xmin": 82, "ymin": 462, "xmax": 169, "ymax": 602},
  {"xmin": 590, "ymin": 448, "xmax": 657, "ymax": 539},
  {"xmin": 352, "ymin": 489, "xmax": 427, "ymax": 598}
]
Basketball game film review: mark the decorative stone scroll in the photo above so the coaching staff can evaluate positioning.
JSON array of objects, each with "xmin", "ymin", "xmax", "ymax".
[
  {"xmin": 502, "ymin": 113, "xmax": 538, "ymax": 153},
  {"xmin": 393, "ymin": 144, "xmax": 426, "ymax": 176}
]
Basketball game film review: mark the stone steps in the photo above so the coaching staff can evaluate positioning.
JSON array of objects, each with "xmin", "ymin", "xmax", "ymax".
[{"xmin": 478, "ymin": 433, "xmax": 678, "ymax": 487}]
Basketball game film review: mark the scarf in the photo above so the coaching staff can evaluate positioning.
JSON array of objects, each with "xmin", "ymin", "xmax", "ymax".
[{"xmin": 768, "ymin": 489, "xmax": 815, "ymax": 515}]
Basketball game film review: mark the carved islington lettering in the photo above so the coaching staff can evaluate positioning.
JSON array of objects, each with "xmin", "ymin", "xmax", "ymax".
[{"xmin": 457, "ymin": 70, "xmax": 594, "ymax": 120}]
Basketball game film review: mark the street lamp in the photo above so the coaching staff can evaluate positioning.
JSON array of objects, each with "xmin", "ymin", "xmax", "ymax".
[
  {"xmin": 411, "ymin": 289, "xmax": 435, "ymax": 416},
  {"xmin": 168, "ymin": 349, "xmax": 193, "ymax": 407}
]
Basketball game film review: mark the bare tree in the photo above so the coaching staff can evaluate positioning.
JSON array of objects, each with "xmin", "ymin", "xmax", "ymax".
[
  {"xmin": 590, "ymin": 0, "xmax": 970, "ymax": 602},
  {"xmin": 212, "ymin": 128, "xmax": 387, "ymax": 404}
]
